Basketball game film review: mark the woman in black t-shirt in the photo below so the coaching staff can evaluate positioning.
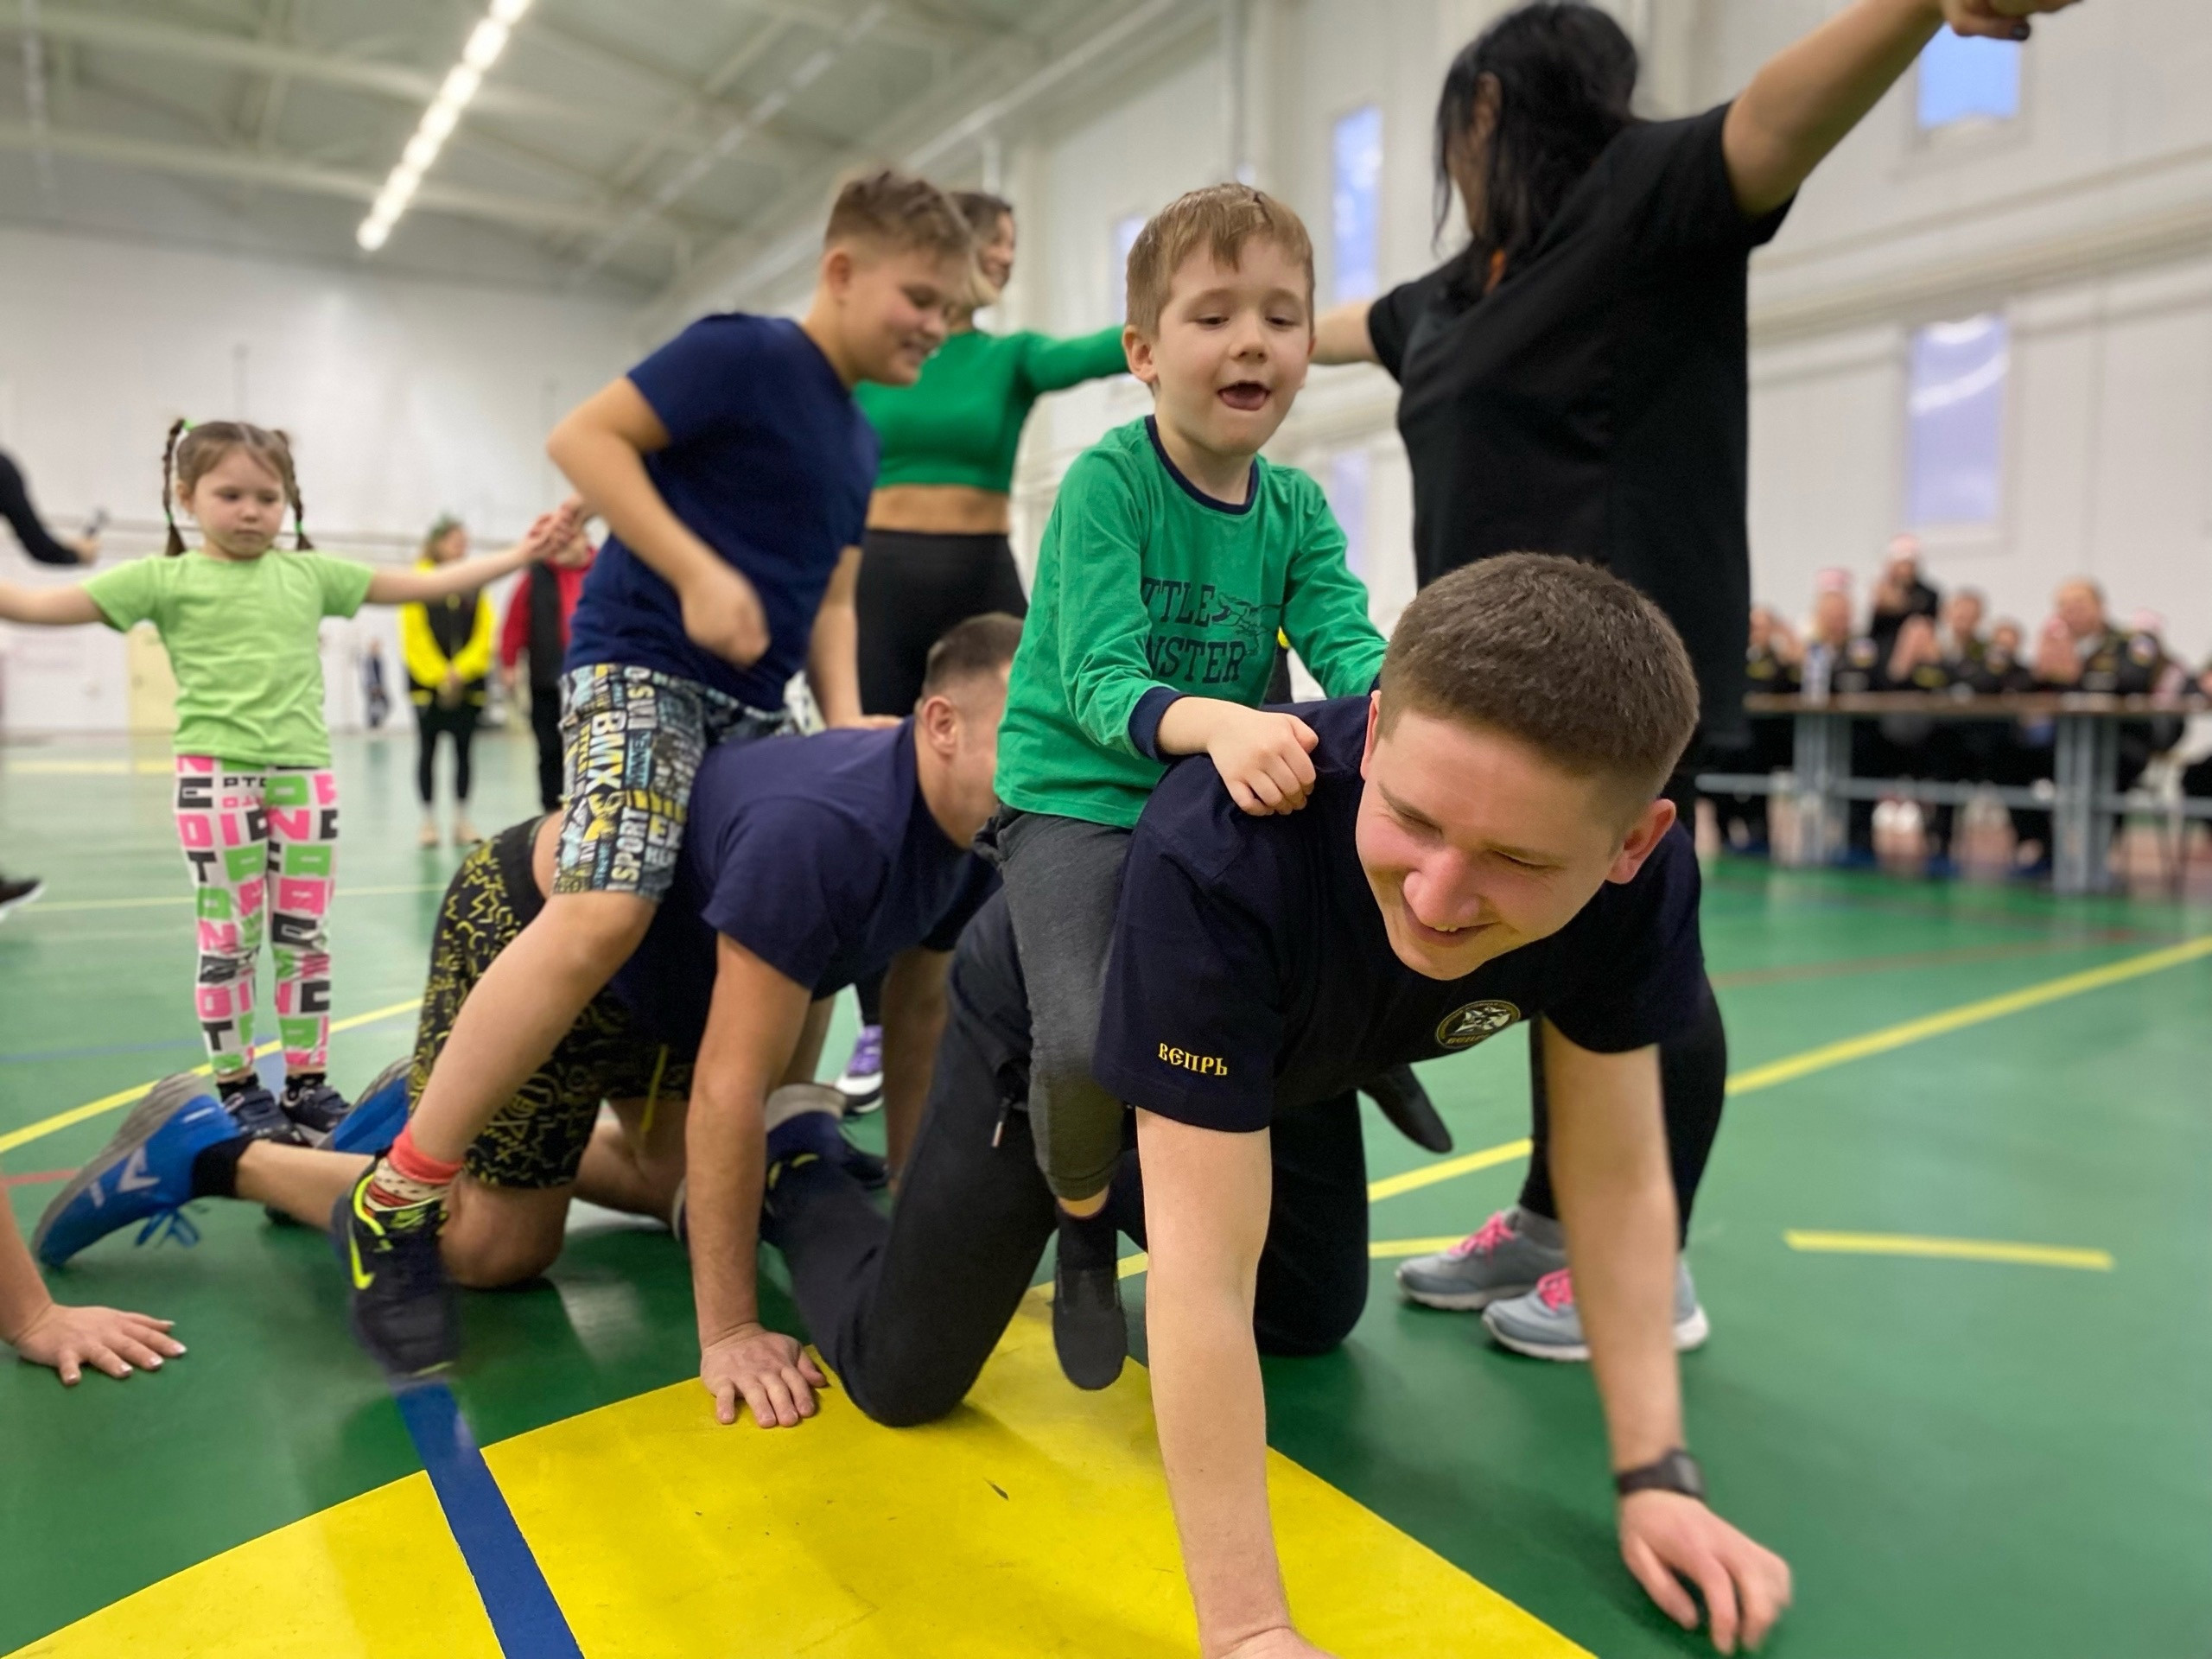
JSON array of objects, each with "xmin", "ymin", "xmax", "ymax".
[{"xmin": 1316, "ymin": 0, "xmax": 2085, "ymax": 1365}]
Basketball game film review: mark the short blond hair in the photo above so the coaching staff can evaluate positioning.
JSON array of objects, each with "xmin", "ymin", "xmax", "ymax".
[
  {"xmin": 1123, "ymin": 183, "xmax": 1314, "ymax": 334},
  {"xmin": 823, "ymin": 168, "xmax": 973, "ymax": 262}
]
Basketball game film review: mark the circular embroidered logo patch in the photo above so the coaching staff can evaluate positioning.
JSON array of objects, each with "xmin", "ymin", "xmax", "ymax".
[{"xmin": 1435, "ymin": 1000, "xmax": 1522, "ymax": 1050}]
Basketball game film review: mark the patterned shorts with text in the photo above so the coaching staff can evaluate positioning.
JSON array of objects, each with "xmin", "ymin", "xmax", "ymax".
[
  {"xmin": 412, "ymin": 819, "xmax": 693, "ymax": 1190},
  {"xmin": 553, "ymin": 664, "xmax": 788, "ymax": 901}
]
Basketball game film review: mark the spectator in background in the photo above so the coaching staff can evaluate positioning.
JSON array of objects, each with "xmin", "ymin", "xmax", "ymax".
[
  {"xmin": 0, "ymin": 446, "xmax": 100, "ymax": 916},
  {"xmin": 1981, "ymin": 619, "xmax": 2034, "ymax": 690},
  {"xmin": 360, "ymin": 639, "xmax": 391, "ymax": 730},
  {"xmin": 1868, "ymin": 533, "xmax": 1940, "ymax": 657},
  {"xmin": 1720, "ymin": 604, "xmax": 1801, "ymax": 849},
  {"xmin": 500, "ymin": 513, "xmax": 596, "ymax": 812},
  {"xmin": 2184, "ymin": 658, "xmax": 2212, "ymax": 800},
  {"xmin": 0, "ymin": 448, "xmax": 99, "ymax": 567},
  {"xmin": 401, "ymin": 515, "xmax": 494, "ymax": 849},
  {"xmin": 1939, "ymin": 588, "xmax": 1987, "ymax": 671},
  {"xmin": 1807, "ymin": 575, "xmax": 1888, "ymax": 854}
]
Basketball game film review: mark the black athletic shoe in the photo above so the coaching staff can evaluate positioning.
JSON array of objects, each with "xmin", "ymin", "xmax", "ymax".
[
  {"xmin": 1052, "ymin": 1257, "xmax": 1127, "ymax": 1391},
  {"xmin": 335, "ymin": 1173, "xmax": 456, "ymax": 1378},
  {"xmin": 0, "ymin": 874, "xmax": 45, "ymax": 920},
  {"xmin": 280, "ymin": 1078, "xmax": 353, "ymax": 1141},
  {"xmin": 1363, "ymin": 1063, "xmax": 1453, "ymax": 1154},
  {"xmin": 222, "ymin": 1082, "xmax": 310, "ymax": 1147},
  {"xmin": 840, "ymin": 1138, "xmax": 889, "ymax": 1191},
  {"xmin": 1052, "ymin": 1207, "xmax": 1127, "ymax": 1391}
]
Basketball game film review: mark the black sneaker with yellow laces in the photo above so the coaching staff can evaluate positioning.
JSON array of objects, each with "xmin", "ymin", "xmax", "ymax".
[{"xmin": 334, "ymin": 1171, "xmax": 455, "ymax": 1378}]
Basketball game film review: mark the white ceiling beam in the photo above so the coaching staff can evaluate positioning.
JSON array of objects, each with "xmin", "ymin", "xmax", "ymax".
[
  {"xmin": 567, "ymin": 3, "xmax": 893, "ymax": 282},
  {"xmin": 0, "ymin": 6, "xmax": 806, "ymax": 160},
  {"xmin": 690, "ymin": 0, "xmax": 1199, "ymax": 315},
  {"xmin": 718, "ymin": 0, "xmax": 985, "ymax": 56},
  {"xmin": 526, "ymin": 15, "xmax": 843, "ymax": 164},
  {"xmin": 0, "ymin": 119, "xmax": 688, "ymax": 241}
]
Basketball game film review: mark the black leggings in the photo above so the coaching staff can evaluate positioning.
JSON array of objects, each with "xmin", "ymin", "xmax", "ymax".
[
  {"xmin": 527, "ymin": 686, "xmax": 563, "ymax": 812},
  {"xmin": 768, "ymin": 895, "xmax": 1370, "ymax": 1427},
  {"xmin": 415, "ymin": 701, "xmax": 480, "ymax": 805},
  {"xmin": 1517, "ymin": 757, "xmax": 1727, "ymax": 1241},
  {"xmin": 855, "ymin": 528, "xmax": 1028, "ymax": 717},
  {"xmin": 853, "ymin": 526, "xmax": 1029, "ymax": 1027}
]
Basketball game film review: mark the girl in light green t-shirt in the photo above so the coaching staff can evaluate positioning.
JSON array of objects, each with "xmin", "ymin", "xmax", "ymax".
[{"xmin": 0, "ymin": 419, "xmax": 571, "ymax": 1135}]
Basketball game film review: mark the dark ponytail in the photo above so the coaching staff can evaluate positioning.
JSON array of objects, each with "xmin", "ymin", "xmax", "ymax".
[
  {"xmin": 1433, "ymin": 2, "xmax": 1637, "ymax": 297},
  {"xmin": 270, "ymin": 429, "xmax": 314, "ymax": 550},
  {"xmin": 161, "ymin": 417, "xmax": 189, "ymax": 556}
]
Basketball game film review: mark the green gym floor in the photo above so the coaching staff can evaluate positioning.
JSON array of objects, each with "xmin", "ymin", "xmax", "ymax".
[{"xmin": 3, "ymin": 729, "xmax": 2209, "ymax": 1658}]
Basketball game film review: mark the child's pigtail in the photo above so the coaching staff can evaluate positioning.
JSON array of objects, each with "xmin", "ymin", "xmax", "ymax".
[
  {"xmin": 272, "ymin": 429, "xmax": 314, "ymax": 550},
  {"xmin": 161, "ymin": 417, "xmax": 188, "ymax": 556}
]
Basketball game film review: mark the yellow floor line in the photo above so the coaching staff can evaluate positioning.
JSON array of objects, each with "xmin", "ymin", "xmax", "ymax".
[
  {"xmin": 29, "ymin": 881, "xmax": 445, "ymax": 915},
  {"xmin": 5, "ymin": 758, "xmax": 175, "ymax": 775},
  {"xmin": 1784, "ymin": 1230, "xmax": 2114, "ymax": 1271},
  {"xmin": 1726, "ymin": 932, "xmax": 2212, "ymax": 1096},
  {"xmin": 1121, "ymin": 1235, "xmax": 1490, "ymax": 1281},
  {"xmin": 1367, "ymin": 1137, "xmax": 1534, "ymax": 1202},
  {"xmin": 0, "ymin": 999, "xmax": 422, "ymax": 1157}
]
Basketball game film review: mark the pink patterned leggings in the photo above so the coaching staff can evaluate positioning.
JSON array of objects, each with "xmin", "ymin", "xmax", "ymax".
[{"xmin": 173, "ymin": 758, "xmax": 340, "ymax": 1080}]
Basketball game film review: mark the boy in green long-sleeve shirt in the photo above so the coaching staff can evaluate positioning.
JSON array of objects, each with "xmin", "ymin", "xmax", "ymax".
[{"xmin": 993, "ymin": 184, "xmax": 1386, "ymax": 1389}]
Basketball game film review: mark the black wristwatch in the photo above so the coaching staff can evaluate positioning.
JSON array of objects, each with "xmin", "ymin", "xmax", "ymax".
[{"xmin": 1614, "ymin": 1448, "xmax": 1706, "ymax": 1503}]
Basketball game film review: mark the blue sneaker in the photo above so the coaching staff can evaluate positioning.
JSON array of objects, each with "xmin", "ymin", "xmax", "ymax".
[
  {"xmin": 33, "ymin": 1076, "xmax": 241, "ymax": 1267},
  {"xmin": 327, "ymin": 1058, "xmax": 410, "ymax": 1157}
]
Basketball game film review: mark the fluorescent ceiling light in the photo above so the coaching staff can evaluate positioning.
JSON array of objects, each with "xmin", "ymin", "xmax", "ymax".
[{"xmin": 356, "ymin": 0, "xmax": 532, "ymax": 253}]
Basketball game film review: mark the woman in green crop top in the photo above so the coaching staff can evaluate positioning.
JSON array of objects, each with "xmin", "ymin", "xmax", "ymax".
[
  {"xmin": 852, "ymin": 192, "xmax": 1127, "ymax": 716},
  {"xmin": 836, "ymin": 190, "xmax": 1128, "ymax": 1102}
]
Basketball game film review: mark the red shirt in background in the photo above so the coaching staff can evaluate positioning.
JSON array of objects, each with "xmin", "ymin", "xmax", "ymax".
[{"xmin": 499, "ymin": 551, "xmax": 594, "ymax": 683}]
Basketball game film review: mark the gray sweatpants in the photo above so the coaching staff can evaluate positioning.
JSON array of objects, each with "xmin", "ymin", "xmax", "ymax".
[{"xmin": 994, "ymin": 809, "xmax": 1133, "ymax": 1203}]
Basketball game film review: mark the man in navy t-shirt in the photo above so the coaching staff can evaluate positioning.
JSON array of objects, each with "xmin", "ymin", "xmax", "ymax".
[
  {"xmin": 37, "ymin": 620, "xmax": 1022, "ymax": 1411},
  {"xmin": 755, "ymin": 557, "xmax": 1791, "ymax": 1651}
]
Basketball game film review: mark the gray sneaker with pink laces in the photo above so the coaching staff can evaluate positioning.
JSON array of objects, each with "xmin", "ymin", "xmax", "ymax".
[
  {"xmin": 1482, "ymin": 1261, "xmax": 1710, "ymax": 1363},
  {"xmin": 1395, "ymin": 1206, "xmax": 1567, "ymax": 1311}
]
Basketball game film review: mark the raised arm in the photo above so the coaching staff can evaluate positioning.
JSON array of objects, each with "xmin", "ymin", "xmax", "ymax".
[
  {"xmin": 1311, "ymin": 302, "xmax": 1377, "ymax": 367},
  {"xmin": 1021, "ymin": 325, "xmax": 1132, "ymax": 393},
  {"xmin": 547, "ymin": 378, "xmax": 767, "ymax": 666},
  {"xmin": 688, "ymin": 934, "xmax": 827, "ymax": 1429},
  {"xmin": 0, "ymin": 581, "xmax": 102, "ymax": 626},
  {"xmin": 1542, "ymin": 1025, "xmax": 1792, "ymax": 1654},
  {"xmin": 1725, "ymin": 0, "xmax": 2083, "ymax": 219},
  {"xmin": 1135, "ymin": 1109, "xmax": 1332, "ymax": 1659},
  {"xmin": 365, "ymin": 505, "xmax": 572, "ymax": 606}
]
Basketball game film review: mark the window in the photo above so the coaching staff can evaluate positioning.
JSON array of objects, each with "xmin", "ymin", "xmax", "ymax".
[
  {"xmin": 1906, "ymin": 314, "xmax": 2007, "ymax": 530},
  {"xmin": 1331, "ymin": 105, "xmax": 1384, "ymax": 304},
  {"xmin": 1326, "ymin": 448, "xmax": 1370, "ymax": 576},
  {"xmin": 1110, "ymin": 212, "xmax": 1145, "ymax": 326},
  {"xmin": 1916, "ymin": 31, "xmax": 2019, "ymax": 130}
]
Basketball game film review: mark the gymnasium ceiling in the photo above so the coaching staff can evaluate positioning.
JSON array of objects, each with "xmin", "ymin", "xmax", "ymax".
[{"xmin": 0, "ymin": 0, "xmax": 1163, "ymax": 301}]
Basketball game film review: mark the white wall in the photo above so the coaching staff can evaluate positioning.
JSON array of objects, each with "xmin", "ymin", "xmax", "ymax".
[
  {"xmin": 1714, "ymin": 0, "xmax": 2212, "ymax": 658},
  {"xmin": 998, "ymin": 0, "xmax": 2211, "ymax": 665},
  {"xmin": 0, "ymin": 223, "xmax": 637, "ymax": 734}
]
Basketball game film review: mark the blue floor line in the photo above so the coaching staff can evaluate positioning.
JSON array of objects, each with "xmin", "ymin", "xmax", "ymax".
[{"xmin": 393, "ymin": 1381, "xmax": 586, "ymax": 1659}]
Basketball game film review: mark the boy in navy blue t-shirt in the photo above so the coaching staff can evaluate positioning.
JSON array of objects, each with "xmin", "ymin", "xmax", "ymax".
[{"xmin": 341, "ymin": 169, "xmax": 977, "ymax": 1376}]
